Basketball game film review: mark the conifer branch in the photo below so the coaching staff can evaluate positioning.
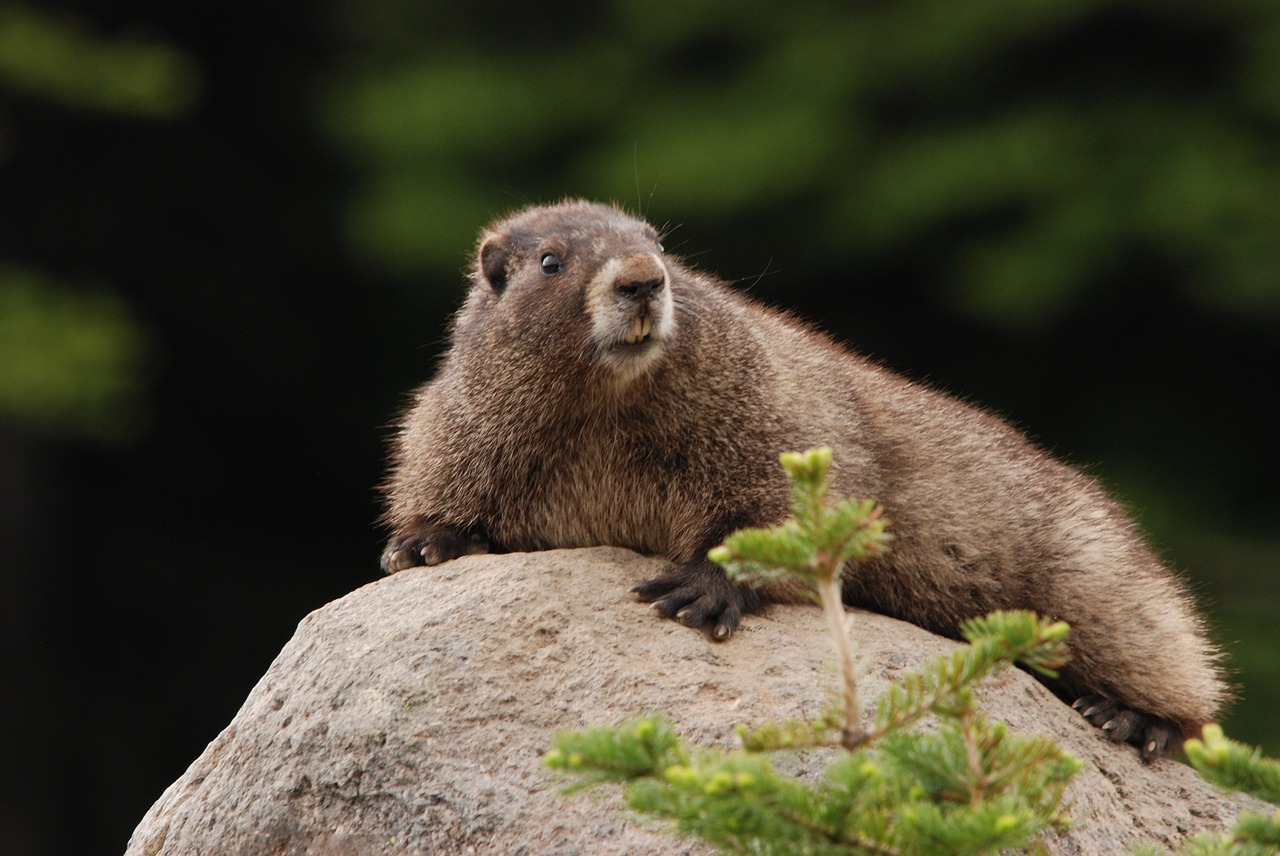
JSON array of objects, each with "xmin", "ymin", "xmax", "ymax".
[
  {"xmin": 867, "ymin": 612, "xmax": 1069, "ymax": 744},
  {"xmin": 710, "ymin": 447, "xmax": 890, "ymax": 746},
  {"xmin": 547, "ymin": 448, "xmax": 1084, "ymax": 855},
  {"xmin": 1184, "ymin": 725, "xmax": 1280, "ymax": 805}
]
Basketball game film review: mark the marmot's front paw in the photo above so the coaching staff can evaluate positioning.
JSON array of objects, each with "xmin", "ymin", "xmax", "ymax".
[
  {"xmin": 632, "ymin": 558, "xmax": 764, "ymax": 641},
  {"xmin": 380, "ymin": 523, "xmax": 489, "ymax": 574},
  {"xmin": 1071, "ymin": 694, "xmax": 1182, "ymax": 759}
]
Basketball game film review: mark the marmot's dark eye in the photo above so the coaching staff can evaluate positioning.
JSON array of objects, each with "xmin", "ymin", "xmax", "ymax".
[
  {"xmin": 657, "ymin": 243, "xmax": 665, "ymax": 253},
  {"xmin": 540, "ymin": 252, "xmax": 562, "ymax": 275}
]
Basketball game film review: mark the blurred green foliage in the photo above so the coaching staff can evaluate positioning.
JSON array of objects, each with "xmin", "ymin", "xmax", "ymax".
[
  {"xmin": 0, "ymin": 266, "xmax": 150, "ymax": 440},
  {"xmin": 321, "ymin": 0, "xmax": 1280, "ymax": 329},
  {"xmin": 0, "ymin": 4, "xmax": 194, "ymax": 440},
  {"xmin": 0, "ymin": 3, "xmax": 198, "ymax": 116}
]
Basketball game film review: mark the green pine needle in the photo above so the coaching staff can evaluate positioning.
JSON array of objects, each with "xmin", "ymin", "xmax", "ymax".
[
  {"xmin": 545, "ymin": 716, "xmax": 686, "ymax": 793},
  {"xmin": 712, "ymin": 447, "xmax": 891, "ymax": 590},
  {"xmin": 1185, "ymin": 725, "xmax": 1280, "ymax": 805}
]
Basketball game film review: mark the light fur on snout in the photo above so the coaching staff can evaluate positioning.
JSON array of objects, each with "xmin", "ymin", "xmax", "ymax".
[{"xmin": 585, "ymin": 252, "xmax": 675, "ymax": 383}]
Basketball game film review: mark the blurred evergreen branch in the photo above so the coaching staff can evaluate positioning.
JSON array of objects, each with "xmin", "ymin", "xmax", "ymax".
[
  {"xmin": 1186, "ymin": 725, "xmax": 1280, "ymax": 805},
  {"xmin": 320, "ymin": 0, "xmax": 1280, "ymax": 323},
  {"xmin": 0, "ymin": 267, "xmax": 150, "ymax": 440},
  {"xmin": 1134, "ymin": 727, "xmax": 1280, "ymax": 855},
  {"xmin": 0, "ymin": 5, "xmax": 195, "ymax": 441},
  {"xmin": 0, "ymin": 3, "xmax": 199, "ymax": 117}
]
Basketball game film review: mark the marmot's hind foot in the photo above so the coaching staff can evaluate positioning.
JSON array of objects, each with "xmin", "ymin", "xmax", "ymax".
[
  {"xmin": 632, "ymin": 559, "xmax": 764, "ymax": 641},
  {"xmin": 381, "ymin": 522, "xmax": 489, "ymax": 574},
  {"xmin": 1072, "ymin": 694, "xmax": 1182, "ymax": 760}
]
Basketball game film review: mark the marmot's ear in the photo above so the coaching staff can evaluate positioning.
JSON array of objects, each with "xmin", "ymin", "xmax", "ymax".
[{"xmin": 479, "ymin": 236, "xmax": 511, "ymax": 293}]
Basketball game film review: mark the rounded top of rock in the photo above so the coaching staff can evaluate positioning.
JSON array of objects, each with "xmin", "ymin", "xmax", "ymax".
[{"xmin": 127, "ymin": 548, "xmax": 1270, "ymax": 855}]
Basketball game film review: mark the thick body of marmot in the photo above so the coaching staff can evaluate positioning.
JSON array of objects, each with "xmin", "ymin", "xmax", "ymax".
[{"xmin": 380, "ymin": 200, "xmax": 1227, "ymax": 757}]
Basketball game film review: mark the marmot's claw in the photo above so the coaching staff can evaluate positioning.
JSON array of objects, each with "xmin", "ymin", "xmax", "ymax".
[
  {"xmin": 380, "ymin": 522, "xmax": 489, "ymax": 574},
  {"xmin": 382, "ymin": 548, "xmax": 418, "ymax": 573},
  {"xmin": 1071, "ymin": 693, "xmax": 1181, "ymax": 759},
  {"xmin": 633, "ymin": 559, "xmax": 759, "ymax": 642}
]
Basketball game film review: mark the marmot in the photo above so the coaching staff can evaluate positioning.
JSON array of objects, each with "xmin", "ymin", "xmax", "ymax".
[{"xmin": 380, "ymin": 199, "xmax": 1228, "ymax": 758}]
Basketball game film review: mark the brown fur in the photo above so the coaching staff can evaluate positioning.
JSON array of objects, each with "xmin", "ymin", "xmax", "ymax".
[{"xmin": 380, "ymin": 200, "xmax": 1228, "ymax": 757}]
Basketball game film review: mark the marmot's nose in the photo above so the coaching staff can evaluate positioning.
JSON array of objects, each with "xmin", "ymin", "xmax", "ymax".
[
  {"xmin": 617, "ymin": 277, "xmax": 663, "ymax": 302},
  {"xmin": 613, "ymin": 253, "xmax": 666, "ymax": 302}
]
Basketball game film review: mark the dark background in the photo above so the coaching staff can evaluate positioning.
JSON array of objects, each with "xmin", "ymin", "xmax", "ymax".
[{"xmin": 2, "ymin": 2, "xmax": 1277, "ymax": 854}]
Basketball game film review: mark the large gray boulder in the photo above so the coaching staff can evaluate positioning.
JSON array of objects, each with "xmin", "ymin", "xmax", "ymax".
[{"xmin": 126, "ymin": 548, "xmax": 1265, "ymax": 855}]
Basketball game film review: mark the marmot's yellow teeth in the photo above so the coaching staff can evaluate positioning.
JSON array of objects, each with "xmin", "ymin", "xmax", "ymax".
[{"xmin": 626, "ymin": 315, "xmax": 652, "ymax": 344}]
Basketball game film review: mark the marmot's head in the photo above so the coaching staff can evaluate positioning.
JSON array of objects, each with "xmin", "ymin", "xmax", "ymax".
[{"xmin": 460, "ymin": 200, "xmax": 677, "ymax": 387}]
